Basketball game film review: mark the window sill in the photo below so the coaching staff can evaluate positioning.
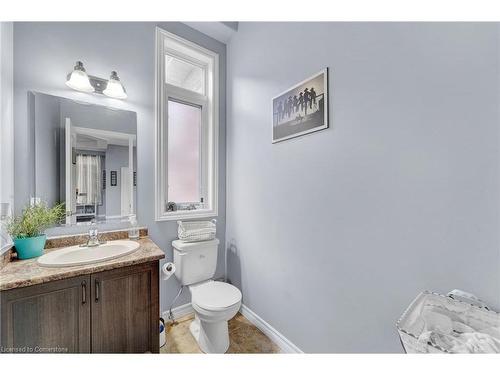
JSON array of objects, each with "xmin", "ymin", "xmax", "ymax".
[{"xmin": 155, "ymin": 208, "xmax": 217, "ymax": 222}]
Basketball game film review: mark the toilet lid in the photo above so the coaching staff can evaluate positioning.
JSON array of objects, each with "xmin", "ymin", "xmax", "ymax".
[{"xmin": 191, "ymin": 281, "xmax": 242, "ymax": 310}]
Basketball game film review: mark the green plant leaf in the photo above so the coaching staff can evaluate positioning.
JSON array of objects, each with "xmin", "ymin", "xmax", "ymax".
[{"xmin": 6, "ymin": 201, "xmax": 66, "ymax": 239}]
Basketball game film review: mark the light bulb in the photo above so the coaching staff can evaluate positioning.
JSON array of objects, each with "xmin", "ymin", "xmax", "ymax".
[
  {"xmin": 103, "ymin": 71, "xmax": 127, "ymax": 99},
  {"xmin": 65, "ymin": 61, "xmax": 94, "ymax": 93}
]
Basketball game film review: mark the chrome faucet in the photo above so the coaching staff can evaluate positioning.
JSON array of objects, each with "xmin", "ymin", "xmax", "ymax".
[{"xmin": 81, "ymin": 220, "xmax": 106, "ymax": 247}]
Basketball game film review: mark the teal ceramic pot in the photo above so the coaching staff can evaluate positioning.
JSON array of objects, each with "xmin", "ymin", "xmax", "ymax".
[{"xmin": 14, "ymin": 234, "xmax": 47, "ymax": 260}]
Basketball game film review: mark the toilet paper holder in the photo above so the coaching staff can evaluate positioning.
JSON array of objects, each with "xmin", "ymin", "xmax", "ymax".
[{"xmin": 162, "ymin": 262, "xmax": 176, "ymax": 281}]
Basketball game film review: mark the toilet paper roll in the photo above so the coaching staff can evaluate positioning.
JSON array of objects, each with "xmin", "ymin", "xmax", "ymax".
[{"xmin": 162, "ymin": 262, "xmax": 176, "ymax": 281}]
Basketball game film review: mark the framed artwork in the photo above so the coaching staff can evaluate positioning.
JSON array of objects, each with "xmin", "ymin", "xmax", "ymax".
[
  {"xmin": 272, "ymin": 68, "xmax": 329, "ymax": 143},
  {"xmin": 110, "ymin": 170, "xmax": 117, "ymax": 186}
]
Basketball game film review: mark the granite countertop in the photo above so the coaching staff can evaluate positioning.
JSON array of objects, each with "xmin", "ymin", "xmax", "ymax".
[{"xmin": 0, "ymin": 237, "xmax": 165, "ymax": 291}]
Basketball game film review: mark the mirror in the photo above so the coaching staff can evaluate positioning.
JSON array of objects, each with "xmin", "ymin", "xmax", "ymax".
[{"xmin": 31, "ymin": 92, "xmax": 137, "ymax": 226}]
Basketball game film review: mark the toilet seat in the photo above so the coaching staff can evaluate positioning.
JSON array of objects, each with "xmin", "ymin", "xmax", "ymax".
[{"xmin": 190, "ymin": 281, "xmax": 242, "ymax": 311}]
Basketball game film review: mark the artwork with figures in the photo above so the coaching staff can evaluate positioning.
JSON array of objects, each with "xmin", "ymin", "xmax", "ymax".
[{"xmin": 272, "ymin": 68, "xmax": 329, "ymax": 143}]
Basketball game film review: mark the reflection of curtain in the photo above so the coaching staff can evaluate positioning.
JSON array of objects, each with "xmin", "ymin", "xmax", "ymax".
[{"xmin": 76, "ymin": 154, "xmax": 102, "ymax": 205}]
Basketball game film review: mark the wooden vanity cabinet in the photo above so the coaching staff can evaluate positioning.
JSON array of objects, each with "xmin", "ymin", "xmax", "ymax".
[
  {"xmin": 0, "ymin": 275, "xmax": 91, "ymax": 353},
  {"xmin": 1, "ymin": 261, "xmax": 159, "ymax": 353},
  {"xmin": 91, "ymin": 262, "xmax": 159, "ymax": 353}
]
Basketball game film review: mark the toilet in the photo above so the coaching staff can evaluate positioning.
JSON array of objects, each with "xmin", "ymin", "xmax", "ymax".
[{"xmin": 172, "ymin": 238, "xmax": 242, "ymax": 353}]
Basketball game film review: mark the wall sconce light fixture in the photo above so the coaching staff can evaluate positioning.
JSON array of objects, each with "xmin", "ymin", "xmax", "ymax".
[
  {"xmin": 65, "ymin": 61, "xmax": 94, "ymax": 93},
  {"xmin": 103, "ymin": 71, "xmax": 127, "ymax": 99},
  {"xmin": 66, "ymin": 61, "xmax": 127, "ymax": 100}
]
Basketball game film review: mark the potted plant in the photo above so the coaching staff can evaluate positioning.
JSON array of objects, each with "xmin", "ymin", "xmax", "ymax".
[{"xmin": 6, "ymin": 202, "xmax": 65, "ymax": 260}]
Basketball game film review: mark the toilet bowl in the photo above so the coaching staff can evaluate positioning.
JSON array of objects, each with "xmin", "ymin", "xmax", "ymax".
[
  {"xmin": 189, "ymin": 280, "xmax": 242, "ymax": 353},
  {"xmin": 172, "ymin": 238, "xmax": 242, "ymax": 353}
]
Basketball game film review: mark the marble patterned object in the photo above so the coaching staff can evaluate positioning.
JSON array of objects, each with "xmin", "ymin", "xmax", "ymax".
[
  {"xmin": 44, "ymin": 228, "xmax": 148, "ymax": 249},
  {"xmin": 0, "ymin": 236, "xmax": 164, "ymax": 291}
]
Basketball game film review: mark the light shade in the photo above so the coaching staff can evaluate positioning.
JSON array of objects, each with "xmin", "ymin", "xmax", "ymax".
[
  {"xmin": 103, "ymin": 71, "xmax": 127, "ymax": 99},
  {"xmin": 65, "ymin": 61, "xmax": 94, "ymax": 93}
]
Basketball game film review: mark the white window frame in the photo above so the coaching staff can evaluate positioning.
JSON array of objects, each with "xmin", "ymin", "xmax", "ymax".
[{"xmin": 155, "ymin": 27, "xmax": 219, "ymax": 221}]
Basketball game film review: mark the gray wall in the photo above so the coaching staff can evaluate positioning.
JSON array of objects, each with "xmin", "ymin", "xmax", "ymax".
[
  {"xmin": 13, "ymin": 22, "xmax": 227, "ymax": 311},
  {"xmin": 33, "ymin": 93, "xmax": 61, "ymax": 207},
  {"xmin": 226, "ymin": 22, "xmax": 500, "ymax": 352}
]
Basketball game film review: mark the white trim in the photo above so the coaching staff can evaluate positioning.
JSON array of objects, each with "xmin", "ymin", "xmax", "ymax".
[
  {"xmin": 161, "ymin": 302, "xmax": 194, "ymax": 322},
  {"xmin": 155, "ymin": 27, "xmax": 219, "ymax": 222},
  {"xmin": 154, "ymin": 27, "xmax": 164, "ymax": 222},
  {"xmin": 128, "ymin": 135, "xmax": 134, "ymax": 215},
  {"xmin": 154, "ymin": 209, "xmax": 218, "ymax": 222},
  {"xmin": 240, "ymin": 304, "xmax": 303, "ymax": 353},
  {"xmin": 104, "ymin": 215, "xmax": 124, "ymax": 220}
]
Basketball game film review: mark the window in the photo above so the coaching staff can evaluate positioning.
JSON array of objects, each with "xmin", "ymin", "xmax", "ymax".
[
  {"xmin": 166, "ymin": 56, "xmax": 205, "ymax": 94},
  {"xmin": 155, "ymin": 28, "xmax": 219, "ymax": 221},
  {"xmin": 167, "ymin": 100, "xmax": 201, "ymax": 204}
]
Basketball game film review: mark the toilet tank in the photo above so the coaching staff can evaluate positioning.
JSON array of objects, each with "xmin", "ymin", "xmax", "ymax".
[{"xmin": 172, "ymin": 238, "xmax": 219, "ymax": 286}]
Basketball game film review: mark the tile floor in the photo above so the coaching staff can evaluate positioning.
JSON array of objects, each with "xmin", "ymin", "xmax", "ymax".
[{"xmin": 160, "ymin": 312, "xmax": 280, "ymax": 354}]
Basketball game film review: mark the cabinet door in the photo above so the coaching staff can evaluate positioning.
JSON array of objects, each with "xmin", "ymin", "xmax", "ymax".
[
  {"xmin": 1, "ymin": 276, "xmax": 91, "ymax": 353},
  {"xmin": 91, "ymin": 261, "xmax": 159, "ymax": 353}
]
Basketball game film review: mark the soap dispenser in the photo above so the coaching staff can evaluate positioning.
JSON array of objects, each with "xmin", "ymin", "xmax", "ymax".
[{"xmin": 128, "ymin": 214, "xmax": 140, "ymax": 240}]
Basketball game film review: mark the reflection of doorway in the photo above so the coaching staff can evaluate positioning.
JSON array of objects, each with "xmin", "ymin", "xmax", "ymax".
[
  {"xmin": 121, "ymin": 167, "xmax": 131, "ymax": 217},
  {"xmin": 65, "ymin": 118, "xmax": 77, "ymax": 225},
  {"xmin": 64, "ymin": 120, "xmax": 136, "ymax": 222}
]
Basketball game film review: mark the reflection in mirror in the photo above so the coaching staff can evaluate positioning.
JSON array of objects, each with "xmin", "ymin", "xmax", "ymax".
[{"xmin": 32, "ymin": 92, "xmax": 137, "ymax": 227}]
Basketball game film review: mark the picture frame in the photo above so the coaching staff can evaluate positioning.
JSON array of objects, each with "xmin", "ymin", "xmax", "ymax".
[
  {"xmin": 272, "ymin": 68, "xmax": 329, "ymax": 143},
  {"xmin": 110, "ymin": 170, "xmax": 117, "ymax": 186}
]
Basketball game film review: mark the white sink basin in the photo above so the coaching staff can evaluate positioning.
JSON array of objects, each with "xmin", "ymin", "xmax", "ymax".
[{"xmin": 37, "ymin": 240, "xmax": 140, "ymax": 268}]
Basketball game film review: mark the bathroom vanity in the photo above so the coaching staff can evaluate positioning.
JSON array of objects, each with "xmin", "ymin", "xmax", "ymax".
[
  {"xmin": 0, "ymin": 236, "xmax": 164, "ymax": 353},
  {"xmin": 0, "ymin": 90, "xmax": 166, "ymax": 353}
]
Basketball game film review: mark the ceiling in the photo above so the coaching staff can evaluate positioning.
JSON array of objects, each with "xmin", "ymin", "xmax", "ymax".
[{"xmin": 182, "ymin": 22, "xmax": 238, "ymax": 44}]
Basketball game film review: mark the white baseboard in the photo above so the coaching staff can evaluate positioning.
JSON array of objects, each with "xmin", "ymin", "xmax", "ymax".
[
  {"xmin": 161, "ymin": 302, "xmax": 194, "ymax": 322},
  {"xmin": 161, "ymin": 302, "xmax": 303, "ymax": 353},
  {"xmin": 240, "ymin": 304, "xmax": 303, "ymax": 353}
]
